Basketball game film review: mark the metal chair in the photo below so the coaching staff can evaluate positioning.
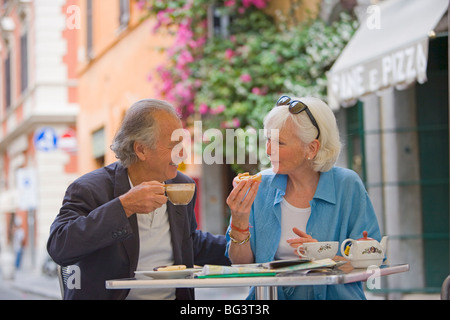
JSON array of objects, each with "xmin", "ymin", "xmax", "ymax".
[
  {"xmin": 56, "ymin": 265, "xmax": 69, "ymax": 299},
  {"xmin": 441, "ymin": 275, "xmax": 450, "ymax": 300}
]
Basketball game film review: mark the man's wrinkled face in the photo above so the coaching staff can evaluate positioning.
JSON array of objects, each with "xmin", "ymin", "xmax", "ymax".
[{"xmin": 143, "ymin": 112, "xmax": 184, "ymax": 182}]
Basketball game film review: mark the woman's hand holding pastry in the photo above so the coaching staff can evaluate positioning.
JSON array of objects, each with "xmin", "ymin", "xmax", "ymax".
[{"xmin": 226, "ymin": 179, "xmax": 260, "ymax": 230}]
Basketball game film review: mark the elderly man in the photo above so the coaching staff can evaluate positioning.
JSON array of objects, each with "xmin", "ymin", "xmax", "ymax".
[{"xmin": 47, "ymin": 99, "xmax": 230, "ymax": 300}]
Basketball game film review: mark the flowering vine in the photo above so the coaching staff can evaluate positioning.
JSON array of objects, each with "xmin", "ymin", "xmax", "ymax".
[{"xmin": 137, "ymin": 0, "xmax": 357, "ymax": 135}]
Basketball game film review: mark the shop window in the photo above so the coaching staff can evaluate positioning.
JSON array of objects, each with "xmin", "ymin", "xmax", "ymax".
[
  {"xmin": 345, "ymin": 101, "xmax": 366, "ymax": 183},
  {"xmin": 415, "ymin": 35, "xmax": 449, "ymax": 289}
]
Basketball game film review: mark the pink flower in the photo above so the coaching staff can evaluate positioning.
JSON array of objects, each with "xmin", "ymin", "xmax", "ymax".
[
  {"xmin": 187, "ymin": 103, "xmax": 195, "ymax": 114},
  {"xmin": 224, "ymin": 0, "xmax": 236, "ymax": 7},
  {"xmin": 225, "ymin": 49, "xmax": 235, "ymax": 60},
  {"xmin": 241, "ymin": 0, "xmax": 267, "ymax": 10},
  {"xmin": 136, "ymin": 0, "xmax": 146, "ymax": 10},
  {"xmin": 175, "ymin": 106, "xmax": 183, "ymax": 115},
  {"xmin": 176, "ymin": 22, "xmax": 194, "ymax": 49},
  {"xmin": 221, "ymin": 118, "xmax": 241, "ymax": 128},
  {"xmin": 252, "ymin": 86, "xmax": 268, "ymax": 95},
  {"xmin": 199, "ymin": 103, "xmax": 209, "ymax": 115},
  {"xmin": 162, "ymin": 78, "xmax": 173, "ymax": 92},
  {"xmin": 252, "ymin": 0, "xmax": 267, "ymax": 9},
  {"xmin": 178, "ymin": 50, "xmax": 194, "ymax": 66},
  {"xmin": 252, "ymin": 87, "xmax": 261, "ymax": 95},
  {"xmin": 211, "ymin": 104, "xmax": 225, "ymax": 114},
  {"xmin": 190, "ymin": 36, "xmax": 206, "ymax": 49},
  {"xmin": 174, "ymin": 83, "xmax": 193, "ymax": 100},
  {"xmin": 156, "ymin": 9, "xmax": 173, "ymax": 25},
  {"xmin": 240, "ymin": 73, "xmax": 252, "ymax": 83},
  {"xmin": 242, "ymin": 0, "xmax": 252, "ymax": 7},
  {"xmin": 179, "ymin": 68, "xmax": 191, "ymax": 81},
  {"xmin": 243, "ymin": 0, "xmax": 267, "ymax": 8}
]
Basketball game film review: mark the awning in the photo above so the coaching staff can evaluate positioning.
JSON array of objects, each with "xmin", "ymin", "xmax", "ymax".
[{"xmin": 327, "ymin": 0, "xmax": 448, "ymax": 110}]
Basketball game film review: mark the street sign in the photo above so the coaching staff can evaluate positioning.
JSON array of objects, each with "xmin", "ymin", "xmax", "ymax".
[
  {"xmin": 16, "ymin": 167, "xmax": 37, "ymax": 210},
  {"xmin": 58, "ymin": 128, "xmax": 77, "ymax": 153},
  {"xmin": 34, "ymin": 127, "xmax": 58, "ymax": 152}
]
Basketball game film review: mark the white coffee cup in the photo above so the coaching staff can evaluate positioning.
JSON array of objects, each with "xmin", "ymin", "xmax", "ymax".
[
  {"xmin": 165, "ymin": 183, "xmax": 195, "ymax": 205},
  {"xmin": 296, "ymin": 241, "xmax": 339, "ymax": 260}
]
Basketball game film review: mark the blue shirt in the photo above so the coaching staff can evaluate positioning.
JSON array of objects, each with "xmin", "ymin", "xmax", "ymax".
[{"xmin": 226, "ymin": 166, "xmax": 381, "ymax": 300}]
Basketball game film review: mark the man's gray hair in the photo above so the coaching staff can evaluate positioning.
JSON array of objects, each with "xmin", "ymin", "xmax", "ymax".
[{"xmin": 110, "ymin": 99, "xmax": 180, "ymax": 168}]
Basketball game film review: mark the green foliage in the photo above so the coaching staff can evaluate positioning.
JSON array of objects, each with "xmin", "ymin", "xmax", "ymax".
[
  {"xmin": 194, "ymin": 9, "xmax": 357, "ymax": 130},
  {"xmin": 139, "ymin": 0, "xmax": 357, "ymax": 169}
]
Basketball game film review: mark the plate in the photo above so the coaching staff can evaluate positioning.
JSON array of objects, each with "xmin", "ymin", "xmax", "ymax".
[{"xmin": 135, "ymin": 268, "xmax": 201, "ymax": 279}]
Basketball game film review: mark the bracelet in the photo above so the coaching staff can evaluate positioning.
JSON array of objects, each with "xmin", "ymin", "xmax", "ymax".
[
  {"xmin": 230, "ymin": 222, "xmax": 251, "ymax": 233},
  {"xmin": 228, "ymin": 229, "xmax": 251, "ymax": 245}
]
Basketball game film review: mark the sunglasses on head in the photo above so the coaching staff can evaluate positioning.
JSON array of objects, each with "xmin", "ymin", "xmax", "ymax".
[{"xmin": 276, "ymin": 95, "xmax": 320, "ymax": 140}]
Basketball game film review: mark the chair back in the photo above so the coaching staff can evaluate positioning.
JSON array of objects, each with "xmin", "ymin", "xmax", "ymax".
[{"xmin": 441, "ymin": 275, "xmax": 450, "ymax": 300}]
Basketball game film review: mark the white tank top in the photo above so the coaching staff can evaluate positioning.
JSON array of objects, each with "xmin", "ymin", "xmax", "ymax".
[{"xmin": 275, "ymin": 197, "xmax": 311, "ymax": 260}]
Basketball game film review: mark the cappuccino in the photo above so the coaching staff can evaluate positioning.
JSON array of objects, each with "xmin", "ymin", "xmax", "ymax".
[{"xmin": 165, "ymin": 183, "xmax": 195, "ymax": 205}]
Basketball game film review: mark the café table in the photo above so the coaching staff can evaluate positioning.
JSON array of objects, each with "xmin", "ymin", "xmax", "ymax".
[{"xmin": 105, "ymin": 263, "xmax": 409, "ymax": 300}]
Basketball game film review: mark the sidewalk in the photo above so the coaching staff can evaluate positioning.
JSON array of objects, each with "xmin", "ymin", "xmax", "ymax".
[{"xmin": 7, "ymin": 269, "xmax": 61, "ymax": 300}]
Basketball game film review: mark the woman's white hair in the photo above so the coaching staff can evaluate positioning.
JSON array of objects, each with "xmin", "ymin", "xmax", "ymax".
[
  {"xmin": 263, "ymin": 96, "xmax": 341, "ymax": 172},
  {"xmin": 110, "ymin": 99, "xmax": 180, "ymax": 168}
]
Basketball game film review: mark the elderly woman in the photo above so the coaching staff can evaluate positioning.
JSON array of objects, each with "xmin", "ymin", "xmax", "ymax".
[{"xmin": 226, "ymin": 96, "xmax": 381, "ymax": 300}]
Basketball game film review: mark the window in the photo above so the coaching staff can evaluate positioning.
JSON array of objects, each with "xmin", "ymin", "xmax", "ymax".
[
  {"xmin": 415, "ymin": 35, "xmax": 449, "ymax": 289},
  {"xmin": 346, "ymin": 101, "xmax": 366, "ymax": 183},
  {"xmin": 20, "ymin": 32, "xmax": 28, "ymax": 93},
  {"xmin": 207, "ymin": 4, "xmax": 233, "ymax": 39},
  {"xmin": 213, "ymin": 7, "xmax": 230, "ymax": 37},
  {"xmin": 119, "ymin": 0, "xmax": 130, "ymax": 28},
  {"xmin": 4, "ymin": 49, "xmax": 11, "ymax": 109},
  {"xmin": 86, "ymin": 0, "xmax": 93, "ymax": 60}
]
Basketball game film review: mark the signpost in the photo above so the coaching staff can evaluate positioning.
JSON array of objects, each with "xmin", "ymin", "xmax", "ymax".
[
  {"xmin": 58, "ymin": 129, "xmax": 77, "ymax": 153},
  {"xmin": 33, "ymin": 127, "xmax": 58, "ymax": 152},
  {"xmin": 16, "ymin": 167, "xmax": 37, "ymax": 266}
]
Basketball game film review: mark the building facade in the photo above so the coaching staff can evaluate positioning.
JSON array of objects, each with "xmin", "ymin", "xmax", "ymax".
[
  {"xmin": 328, "ymin": 0, "xmax": 449, "ymax": 294},
  {"xmin": 76, "ymin": 0, "xmax": 174, "ymax": 174},
  {"xmin": 0, "ymin": 0, "xmax": 79, "ymax": 273}
]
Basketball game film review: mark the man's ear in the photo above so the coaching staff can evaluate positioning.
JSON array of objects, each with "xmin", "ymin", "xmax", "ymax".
[{"xmin": 134, "ymin": 141, "xmax": 147, "ymax": 161}]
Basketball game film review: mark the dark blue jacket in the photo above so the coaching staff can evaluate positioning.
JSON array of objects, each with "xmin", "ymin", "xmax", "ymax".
[{"xmin": 47, "ymin": 162, "xmax": 230, "ymax": 299}]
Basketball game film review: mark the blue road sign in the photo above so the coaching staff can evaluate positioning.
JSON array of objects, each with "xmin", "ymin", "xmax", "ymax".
[{"xmin": 34, "ymin": 127, "xmax": 58, "ymax": 152}]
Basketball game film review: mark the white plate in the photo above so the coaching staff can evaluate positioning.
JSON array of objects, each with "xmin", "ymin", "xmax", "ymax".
[{"xmin": 135, "ymin": 268, "xmax": 201, "ymax": 279}]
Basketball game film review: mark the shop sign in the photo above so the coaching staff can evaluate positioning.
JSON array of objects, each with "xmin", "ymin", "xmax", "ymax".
[{"xmin": 328, "ymin": 40, "xmax": 428, "ymax": 108}]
